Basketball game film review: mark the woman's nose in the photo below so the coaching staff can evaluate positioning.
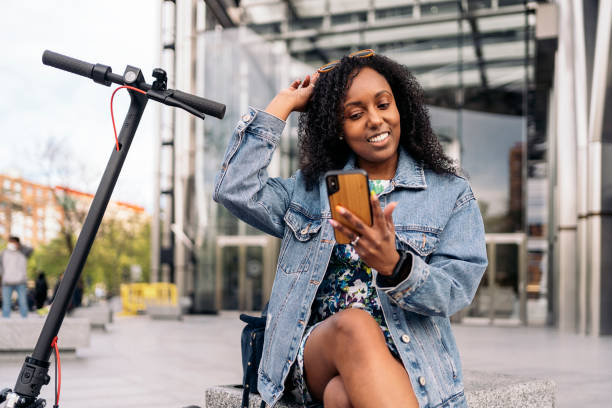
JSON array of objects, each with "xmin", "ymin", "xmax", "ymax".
[{"xmin": 367, "ymin": 109, "xmax": 384, "ymax": 128}]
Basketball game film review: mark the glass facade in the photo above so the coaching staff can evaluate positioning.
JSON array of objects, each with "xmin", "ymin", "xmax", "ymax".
[
  {"xmin": 194, "ymin": 1, "xmax": 548, "ymax": 323},
  {"xmin": 194, "ymin": 29, "xmax": 311, "ymax": 311}
]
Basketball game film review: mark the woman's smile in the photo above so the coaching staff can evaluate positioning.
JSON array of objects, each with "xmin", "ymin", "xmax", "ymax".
[{"xmin": 366, "ymin": 131, "xmax": 391, "ymax": 144}]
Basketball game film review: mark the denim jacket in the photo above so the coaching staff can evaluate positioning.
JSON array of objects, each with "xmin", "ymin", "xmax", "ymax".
[{"xmin": 214, "ymin": 107, "xmax": 488, "ymax": 408}]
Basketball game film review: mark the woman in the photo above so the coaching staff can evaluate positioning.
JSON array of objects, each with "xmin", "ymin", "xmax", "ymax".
[{"xmin": 214, "ymin": 50, "xmax": 487, "ymax": 408}]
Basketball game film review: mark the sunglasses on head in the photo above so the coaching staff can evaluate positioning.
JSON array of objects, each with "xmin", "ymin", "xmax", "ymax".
[{"xmin": 317, "ymin": 49, "xmax": 375, "ymax": 73}]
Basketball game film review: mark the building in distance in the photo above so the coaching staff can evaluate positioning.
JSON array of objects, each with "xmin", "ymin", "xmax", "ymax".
[{"xmin": 0, "ymin": 174, "xmax": 148, "ymax": 247}]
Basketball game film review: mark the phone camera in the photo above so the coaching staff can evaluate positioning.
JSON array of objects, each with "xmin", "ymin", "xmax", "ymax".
[{"xmin": 326, "ymin": 175, "xmax": 339, "ymax": 194}]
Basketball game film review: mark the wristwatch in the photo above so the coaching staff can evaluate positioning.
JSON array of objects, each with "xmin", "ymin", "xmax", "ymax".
[{"xmin": 377, "ymin": 250, "xmax": 412, "ymax": 287}]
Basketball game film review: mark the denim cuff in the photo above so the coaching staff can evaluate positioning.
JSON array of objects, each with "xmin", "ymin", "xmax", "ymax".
[
  {"xmin": 382, "ymin": 253, "xmax": 429, "ymax": 304},
  {"xmin": 238, "ymin": 106, "xmax": 287, "ymax": 144}
]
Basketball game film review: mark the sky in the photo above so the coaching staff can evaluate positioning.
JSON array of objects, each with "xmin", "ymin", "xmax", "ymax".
[{"xmin": 0, "ymin": 0, "xmax": 160, "ymax": 211}]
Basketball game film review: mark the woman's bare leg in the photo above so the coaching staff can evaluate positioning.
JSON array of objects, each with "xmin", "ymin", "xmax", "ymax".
[
  {"xmin": 303, "ymin": 308, "xmax": 419, "ymax": 408},
  {"xmin": 323, "ymin": 376, "xmax": 352, "ymax": 408}
]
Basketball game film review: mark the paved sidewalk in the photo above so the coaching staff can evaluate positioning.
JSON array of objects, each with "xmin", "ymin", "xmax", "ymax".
[
  {"xmin": 0, "ymin": 313, "xmax": 610, "ymax": 407},
  {"xmin": 453, "ymin": 323, "xmax": 612, "ymax": 407}
]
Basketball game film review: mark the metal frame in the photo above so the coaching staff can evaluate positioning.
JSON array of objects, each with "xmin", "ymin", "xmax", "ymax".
[
  {"xmin": 258, "ymin": 4, "xmax": 530, "ymax": 42},
  {"xmin": 153, "ymin": 0, "xmax": 178, "ymax": 285}
]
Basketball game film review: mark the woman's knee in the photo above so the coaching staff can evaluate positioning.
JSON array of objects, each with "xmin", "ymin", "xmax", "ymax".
[
  {"xmin": 330, "ymin": 308, "xmax": 386, "ymax": 348},
  {"xmin": 323, "ymin": 375, "xmax": 352, "ymax": 408}
]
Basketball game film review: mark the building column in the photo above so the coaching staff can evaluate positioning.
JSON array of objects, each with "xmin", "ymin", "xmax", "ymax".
[
  {"xmin": 174, "ymin": 0, "xmax": 199, "ymax": 298},
  {"xmin": 553, "ymin": 0, "xmax": 578, "ymax": 332},
  {"xmin": 586, "ymin": 1, "xmax": 612, "ymax": 335}
]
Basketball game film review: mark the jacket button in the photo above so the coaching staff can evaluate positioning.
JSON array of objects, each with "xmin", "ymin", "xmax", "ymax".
[
  {"xmin": 419, "ymin": 376, "xmax": 426, "ymax": 386},
  {"xmin": 401, "ymin": 334, "xmax": 411, "ymax": 343},
  {"xmin": 242, "ymin": 113, "xmax": 252, "ymax": 122}
]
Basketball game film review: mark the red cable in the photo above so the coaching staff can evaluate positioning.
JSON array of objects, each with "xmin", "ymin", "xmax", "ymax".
[
  {"xmin": 51, "ymin": 336, "xmax": 61, "ymax": 407},
  {"xmin": 110, "ymin": 86, "xmax": 147, "ymax": 151}
]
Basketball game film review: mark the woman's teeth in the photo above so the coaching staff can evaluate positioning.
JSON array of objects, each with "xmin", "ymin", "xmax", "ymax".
[{"xmin": 368, "ymin": 132, "xmax": 389, "ymax": 143}]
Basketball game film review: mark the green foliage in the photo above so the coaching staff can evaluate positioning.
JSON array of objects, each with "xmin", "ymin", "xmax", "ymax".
[
  {"xmin": 28, "ymin": 216, "xmax": 150, "ymax": 297},
  {"xmin": 28, "ymin": 237, "xmax": 71, "ymax": 281}
]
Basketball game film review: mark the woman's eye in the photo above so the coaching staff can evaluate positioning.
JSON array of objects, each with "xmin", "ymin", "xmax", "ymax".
[
  {"xmin": 379, "ymin": 103, "xmax": 390, "ymax": 109},
  {"xmin": 349, "ymin": 113, "xmax": 362, "ymax": 120}
]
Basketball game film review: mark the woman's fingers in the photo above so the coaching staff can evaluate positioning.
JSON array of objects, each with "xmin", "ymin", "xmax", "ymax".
[
  {"xmin": 370, "ymin": 193, "xmax": 385, "ymax": 227},
  {"xmin": 336, "ymin": 206, "xmax": 367, "ymax": 232},
  {"xmin": 329, "ymin": 219, "xmax": 358, "ymax": 240},
  {"xmin": 384, "ymin": 202, "xmax": 398, "ymax": 232},
  {"xmin": 302, "ymin": 74, "xmax": 310, "ymax": 88}
]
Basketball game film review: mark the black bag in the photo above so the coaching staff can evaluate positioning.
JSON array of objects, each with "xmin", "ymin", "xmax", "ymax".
[{"xmin": 240, "ymin": 305, "xmax": 268, "ymax": 408}]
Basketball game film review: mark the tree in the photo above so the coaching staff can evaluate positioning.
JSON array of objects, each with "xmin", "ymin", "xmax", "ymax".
[
  {"xmin": 37, "ymin": 138, "xmax": 91, "ymax": 254},
  {"xmin": 84, "ymin": 215, "xmax": 151, "ymax": 296},
  {"xmin": 25, "ymin": 137, "xmax": 151, "ymax": 297},
  {"xmin": 29, "ymin": 215, "xmax": 150, "ymax": 297}
]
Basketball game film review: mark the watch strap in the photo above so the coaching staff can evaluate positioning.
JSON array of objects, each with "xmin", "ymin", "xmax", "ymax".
[{"xmin": 377, "ymin": 250, "xmax": 412, "ymax": 287}]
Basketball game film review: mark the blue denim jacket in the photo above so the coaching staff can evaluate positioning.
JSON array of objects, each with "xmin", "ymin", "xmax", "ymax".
[{"xmin": 214, "ymin": 107, "xmax": 488, "ymax": 408}]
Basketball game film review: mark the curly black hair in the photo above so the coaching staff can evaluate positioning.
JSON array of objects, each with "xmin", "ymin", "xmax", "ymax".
[{"xmin": 298, "ymin": 53, "xmax": 457, "ymax": 190}]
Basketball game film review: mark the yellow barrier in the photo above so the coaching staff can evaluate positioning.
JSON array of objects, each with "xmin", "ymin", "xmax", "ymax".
[{"xmin": 120, "ymin": 283, "xmax": 178, "ymax": 315}]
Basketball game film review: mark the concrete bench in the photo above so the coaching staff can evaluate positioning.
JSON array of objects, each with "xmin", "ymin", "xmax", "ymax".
[
  {"xmin": 70, "ymin": 303, "xmax": 113, "ymax": 329},
  {"xmin": 146, "ymin": 304, "xmax": 183, "ymax": 320},
  {"xmin": 205, "ymin": 370, "xmax": 556, "ymax": 408},
  {"xmin": 145, "ymin": 296, "xmax": 192, "ymax": 320},
  {"xmin": 0, "ymin": 317, "xmax": 90, "ymax": 354}
]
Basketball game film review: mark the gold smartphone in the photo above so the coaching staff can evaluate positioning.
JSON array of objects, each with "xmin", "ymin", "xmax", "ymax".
[{"xmin": 325, "ymin": 169, "xmax": 373, "ymax": 244}]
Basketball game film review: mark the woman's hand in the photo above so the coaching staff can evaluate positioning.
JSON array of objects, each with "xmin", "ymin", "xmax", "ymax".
[
  {"xmin": 265, "ymin": 73, "xmax": 318, "ymax": 121},
  {"xmin": 329, "ymin": 193, "xmax": 400, "ymax": 276}
]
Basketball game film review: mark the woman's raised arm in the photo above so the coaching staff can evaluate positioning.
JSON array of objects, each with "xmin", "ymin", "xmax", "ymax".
[
  {"xmin": 265, "ymin": 73, "xmax": 318, "ymax": 121},
  {"xmin": 213, "ymin": 75, "xmax": 317, "ymax": 238}
]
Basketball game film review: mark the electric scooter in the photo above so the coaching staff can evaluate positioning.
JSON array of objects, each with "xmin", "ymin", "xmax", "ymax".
[{"xmin": 0, "ymin": 50, "xmax": 225, "ymax": 408}]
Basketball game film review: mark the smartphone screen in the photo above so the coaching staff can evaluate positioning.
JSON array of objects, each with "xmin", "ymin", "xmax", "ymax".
[{"xmin": 325, "ymin": 169, "xmax": 373, "ymax": 244}]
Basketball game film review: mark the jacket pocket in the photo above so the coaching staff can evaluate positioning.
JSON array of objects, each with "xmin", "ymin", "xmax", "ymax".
[
  {"xmin": 278, "ymin": 207, "xmax": 322, "ymax": 274},
  {"xmin": 395, "ymin": 227, "xmax": 440, "ymax": 257}
]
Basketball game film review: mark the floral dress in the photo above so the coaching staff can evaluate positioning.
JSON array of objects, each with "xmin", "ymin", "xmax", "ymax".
[{"xmin": 287, "ymin": 180, "xmax": 399, "ymax": 407}]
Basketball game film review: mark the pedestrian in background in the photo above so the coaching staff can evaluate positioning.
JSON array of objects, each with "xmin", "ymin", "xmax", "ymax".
[
  {"xmin": 1, "ymin": 236, "xmax": 29, "ymax": 318},
  {"xmin": 50, "ymin": 273, "xmax": 83, "ymax": 312},
  {"xmin": 34, "ymin": 271, "xmax": 48, "ymax": 309}
]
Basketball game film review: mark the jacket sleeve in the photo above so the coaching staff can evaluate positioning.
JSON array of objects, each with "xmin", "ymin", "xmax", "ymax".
[
  {"xmin": 213, "ymin": 107, "xmax": 295, "ymax": 239},
  {"xmin": 378, "ymin": 186, "xmax": 488, "ymax": 317}
]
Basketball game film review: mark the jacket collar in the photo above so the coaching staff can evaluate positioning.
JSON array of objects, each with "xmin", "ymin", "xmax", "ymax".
[
  {"xmin": 320, "ymin": 147, "xmax": 427, "ymax": 215},
  {"xmin": 341, "ymin": 147, "xmax": 428, "ymax": 189}
]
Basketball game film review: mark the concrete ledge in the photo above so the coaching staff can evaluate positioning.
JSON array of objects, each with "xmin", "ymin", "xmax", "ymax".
[
  {"xmin": 205, "ymin": 370, "xmax": 556, "ymax": 408},
  {"xmin": 70, "ymin": 304, "xmax": 113, "ymax": 329},
  {"xmin": 205, "ymin": 385, "xmax": 300, "ymax": 408},
  {"xmin": 0, "ymin": 317, "xmax": 90, "ymax": 353},
  {"xmin": 464, "ymin": 371, "xmax": 556, "ymax": 407}
]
